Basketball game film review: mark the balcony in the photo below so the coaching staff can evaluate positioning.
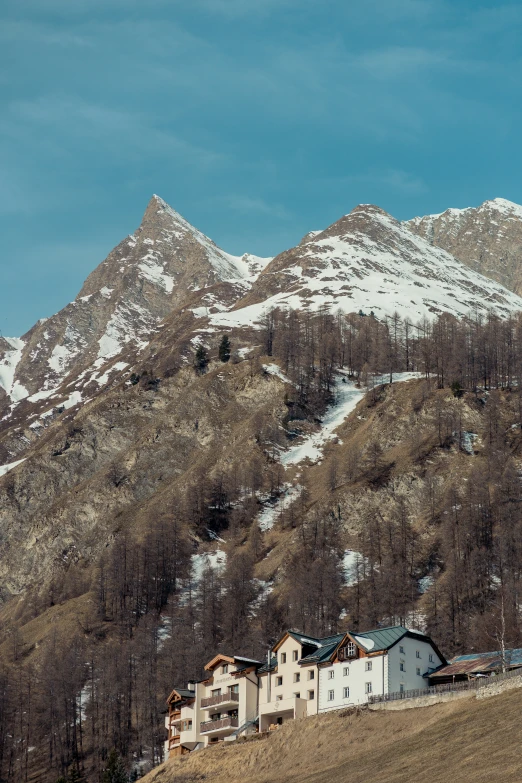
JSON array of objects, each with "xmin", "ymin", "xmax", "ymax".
[
  {"xmin": 201, "ymin": 692, "xmax": 240, "ymax": 710},
  {"xmin": 200, "ymin": 716, "xmax": 239, "ymax": 735},
  {"xmin": 168, "ymin": 735, "xmax": 181, "ymax": 749}
]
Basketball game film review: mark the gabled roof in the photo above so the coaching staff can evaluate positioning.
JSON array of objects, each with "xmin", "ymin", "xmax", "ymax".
[
  {"xmin": 204, "ymin": 653, "xmax": 263, "ymax": 672},
  {"xmin": 262, "ymin": 626, "xmax": 446, "ymax": 671},
  {"xmin": 166, "ymin": 687, "xmax": 195, "ymax": 705},
  {"xmin": 352, "ymin": 626, "xmax": 447, "ymax": 663},
  {"xmin": 272, "ymin": 630, "xmax": 323, "ymax": 653},
  {"xmin": 353, "ymin": 626, "xmax": 411, "ymax": 652},
  {"xmin": 204, "ymin": 654, "xmax": 235, "ymax": 671}
]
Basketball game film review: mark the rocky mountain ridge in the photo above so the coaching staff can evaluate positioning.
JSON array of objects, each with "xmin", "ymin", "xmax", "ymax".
[
  {"xmin": 211, "ymin": 202, "xmax": 522, "ymax": 331},
  {"xmin": 3, "ymin": 195, "xmax": 522, "ymax": 468},
  {"xmin": 404, "ymin": 197, "xmax": 522, "ymax": 295}
]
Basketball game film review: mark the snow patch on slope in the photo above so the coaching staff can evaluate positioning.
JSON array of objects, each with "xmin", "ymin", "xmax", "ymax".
[
  {"xmin": 138, "ymin": 250, "xmax": 175, "ymax": 293},
  {"xmin": 97, "ymin": 303, "xmax": 156, "ymax": 360},
  {"xmin": 0, "ymin": 458, "xmax": 26, "ymax": 477},
  {"xmin": 281, "ymin": 372, "xmax": 425, "ymax": 466},
  {"xmin": 257, "ymin": 483, "xmax": 303, "ymax": 531},
  {"xmin": 0, "ymin": 339, "xmax": 28, "ymax": 402},
  {"xmin": 191, "ymin": 550, "xmax": 227, "ymax": 582}
]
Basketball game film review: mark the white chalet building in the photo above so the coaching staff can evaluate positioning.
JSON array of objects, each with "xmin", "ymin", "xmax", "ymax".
[
  {"xmin": 317, "ymin": 627, "xmax": 445, "ymax": 712},
  {"xmin": 165, "ymin": 626, "xmax": 446, "ymax": 757}
]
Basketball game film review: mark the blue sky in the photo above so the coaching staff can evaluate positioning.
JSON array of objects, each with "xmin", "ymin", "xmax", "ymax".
[{"xmin": 2, "ymin": 0, "xmax": 522, "ymax": 336}]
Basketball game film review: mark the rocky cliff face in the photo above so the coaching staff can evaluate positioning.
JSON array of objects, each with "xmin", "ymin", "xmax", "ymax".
[{"xmin": 404, "ymin": 198, "xmax": 522, "ymax": 295}]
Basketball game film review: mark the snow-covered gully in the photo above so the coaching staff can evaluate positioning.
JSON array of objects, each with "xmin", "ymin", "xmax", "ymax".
[
  {"xmin": 281, "ymin": 371, "xmax": 425, "ymax": 467},
  {"xmin": 253, "ymin": 370, "xmax": 426, "ymax": 534}
]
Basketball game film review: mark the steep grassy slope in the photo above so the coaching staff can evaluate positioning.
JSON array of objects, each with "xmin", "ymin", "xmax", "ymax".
[{"xmin": 144, "ymin": 687, "xmax": 522, "ymax": 783}]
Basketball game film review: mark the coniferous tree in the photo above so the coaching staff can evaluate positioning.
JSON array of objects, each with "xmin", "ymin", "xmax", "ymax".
[
  {"xmin": 67, "ymin": 767, "xmax": 87, "ymax": 783},
  {"xmin": 218, "ymin": 334, "xmax": 231, "ymax": 363},
  {"xmin": 102, "ymin": 748, "xmax": 127, "ymax": 783},
  {"xmin": 194, "ymin": 344, "xmax": 209, "ymax": 373}
]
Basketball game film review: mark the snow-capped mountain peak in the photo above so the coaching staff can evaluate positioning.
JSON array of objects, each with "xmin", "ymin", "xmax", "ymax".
[
  {"xmin": 210, "ymin": 202, "xmax": 522, "ymax": 331},
  {"xmin": 0, "ymin": 195, "xmax": 270, "ymax": 449}
]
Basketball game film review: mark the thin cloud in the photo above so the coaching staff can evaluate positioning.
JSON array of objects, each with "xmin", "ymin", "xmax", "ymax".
[
  {"xmin": 0, "ymin": 20, "xmax": 93, "ymax": 47},
  {"xmin": 3, "ymin": 95, "xmax": 227, "ymax": 169},
  {"xmin": 225, "ymin": 195, "xmax": 291, "ymax": 219}
]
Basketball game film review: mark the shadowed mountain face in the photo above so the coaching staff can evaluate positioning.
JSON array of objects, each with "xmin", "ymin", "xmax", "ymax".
[{"xmin": 404, "ymin": 198, "xmax": 522, "ymax": 296}]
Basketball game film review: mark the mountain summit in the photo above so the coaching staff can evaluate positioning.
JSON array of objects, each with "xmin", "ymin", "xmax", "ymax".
[
  {"xmin": 210, "ymin": 202, "xmax": 522, "ymax": 331},
  {"xmin": 0, "ymin": 196, "xmax": 270, "ymax": 427}
]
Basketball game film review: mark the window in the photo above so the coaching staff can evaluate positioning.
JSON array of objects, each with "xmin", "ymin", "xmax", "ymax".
[
  {"xmin": 416, "ymin": 651, "xmax": 421, "ymax": 659},
  {"xmin": 399, "ymin": 646, "xmax": 405, "ymax": 654},
  {"xmin": 346, "ymin": 642, "xmax": 356, "ymax": 657},
  {"xmin": 328, "ymin": 670, "xmax": 335, "ymax": 680},
  {"xmin": 308, "ymin": 670, "xmax": 315, "ymax": 680},
  {"xmin": 365, "ymin": 682, "xmax": 372, "ymax": 694},
  {"xmin": 328, "ymin": 690, "xmax": 335, "ymax": 701},
  {"xmin": 222, "ymin": 664, "xmax": 228, "ymax": 674},
  {"xmin": 429, "ymin": 654, "xmax": 434, "ymax": 663},
  {"xmin": 294, "ymin": 692, "xmax": 301, "ymax": 699},
  {"xmin": 400, "ymin": 662, "xmax": 405, "ymax": 672},
  {"xmin": 293, "ymin": 673, "xmax": 300, "ymax": 683},
  {"xmin": 416, "ymin": 667, "xmax": 421, "ymax": 676},
  {"xmin": 280, "ymin": 653, "xmax": 287, "ymax": 664},
  {"xmin": 230, "ymin": 684, "xmax": 239, "ymax": 694},
  {"xmin": 343, "ymin": 667, "xmax": 349, "ymax": 676},
  {"xmin": 276, "ymin": 676, "xmax": 283, "ymax": 687},
  {"xmin": 276, "ymin": 695, "xmax": 283, "ymax": 701},
  {"xmin": 400, "ymin": 684, "xmax": 404, "ymax": 693},
  {"xmin": 293, "ymin": 650, "xmax": 299, "ymax": 662},
  {"xmin": 365, "ymin": 661, "xmax": 372, "ymax": 671},
  {"xmin": 211, "ymin": 688, "xmax": 221, "ymax": 696},
  {"xmin": 343, "ymin": 687, "xmax": 350, "ymax": 699},
  {"xmin": 308, "ymin": 690, "xmax": 315, "ymax": 700}
]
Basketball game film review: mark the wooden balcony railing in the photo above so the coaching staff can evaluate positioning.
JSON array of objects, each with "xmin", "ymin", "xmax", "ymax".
[
  {"xmin": 200, "ymin": 716, "xmax": 238, "ymax": 734},
  {"xmin": 201, "ymin": 692, "xmax": 239, "ymax": 709}
]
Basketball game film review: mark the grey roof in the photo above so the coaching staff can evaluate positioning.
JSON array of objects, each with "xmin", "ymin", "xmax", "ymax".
[
  {"xmin": 286, "ymin": 631, "xmax": 323, "ymax": 648},
  {"xmin": 300, "ymin": 634, "xmax": 346, "ymax": 664},
  {"xmin": 258, "ymin": 656, "xmax": 278, "ymax": 674},
  {"xmin": 261, "ymin": 625, "xmax": 445, "ymax": 672},
  {"xmin": 353, "ymin": 626, "xmax": 413, "ymax": 652},
  {"xmin": 169, "ymin": 688, "xmax": 195, "ymax": 702}
]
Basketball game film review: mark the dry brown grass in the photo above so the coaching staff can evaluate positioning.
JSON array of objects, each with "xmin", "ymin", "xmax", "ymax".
[{"xmin": 143, "ymin": 687, "xmax": 522, "ymax": 783}]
